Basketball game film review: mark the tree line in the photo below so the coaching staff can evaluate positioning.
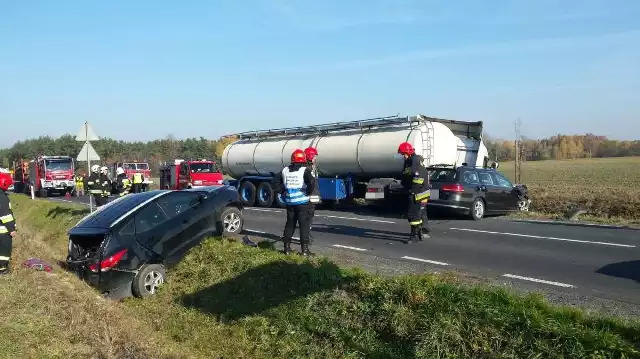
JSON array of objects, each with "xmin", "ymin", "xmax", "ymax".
[
  {"xmin": 486, "ymin": 134, "xmax": 640, "ymax": 161},
  {"xmin": 1, "ymin": 132, "xmax": 638, "ymax": 173},
  {"xmin": 0, "ymin": 134, "xmax": 238, "ymax": 172}
]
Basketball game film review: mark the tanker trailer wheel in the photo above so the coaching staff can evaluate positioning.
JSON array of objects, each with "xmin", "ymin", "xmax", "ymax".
[
  {"xmin": 256, "ymin": 182, "xmax": 274, "ymax": 207},
  {"xmin": 239, "ymin": 181, "xmax": 256, "ymax": 206},
  {"xmin": 274, "ymin": 193, "xmax": 286, "ymax": 208}
]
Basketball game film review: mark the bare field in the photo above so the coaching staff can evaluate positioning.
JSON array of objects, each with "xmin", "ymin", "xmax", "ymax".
[{"xmin": 499, "ymin": 157, "xmax": 640, "ymax": 222}]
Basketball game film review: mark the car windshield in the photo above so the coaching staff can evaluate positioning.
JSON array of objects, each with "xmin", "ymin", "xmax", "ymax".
[
  {"xmin": 429, "ymin": 168, "xmax": 458, "ymax": 182},
  {"xmin": 189, "ymin": 162, "xmax": 219, "ymax": 173},
  {"xmin": 45, "ymin": 159, "xmax": 72, "ymax": 171},
  {"xmin": 123, "ymin": 163, "xmax": 137, "ymax": 170},
  {"xmin": 136, "ymin": 163, "xmax": 149, "ymax": 170}
]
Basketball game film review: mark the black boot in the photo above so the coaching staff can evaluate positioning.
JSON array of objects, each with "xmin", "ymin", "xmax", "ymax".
[
  {"xmin": 301, "ymin": 243, "xmax": 314, "ymax": 256},
  {"xmin": 404, "ymin": 226, "xmax": 418, "ymax": 244},
  {"xmin": 421, "ymin": 227, "xmax": 430, "ymax": 240},
  {"xmin": 282, "ymin": 239, "xmax": 293, "ymax": 255}
]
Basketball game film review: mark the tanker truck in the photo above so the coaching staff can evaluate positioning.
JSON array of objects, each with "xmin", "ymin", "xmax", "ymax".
[{"xmin": 221, "ymin": 114, "xmax": 490, "ymax": 210}]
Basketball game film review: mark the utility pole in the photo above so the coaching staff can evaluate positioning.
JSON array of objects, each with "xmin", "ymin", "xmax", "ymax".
[{"xmin": 514, "ymin": 118, "xmax": 522, "ymax": 183}]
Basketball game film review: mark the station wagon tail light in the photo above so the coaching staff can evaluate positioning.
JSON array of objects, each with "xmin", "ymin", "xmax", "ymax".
[
  {"xmin": 441, "ymin": 184, "xmax": 464, "ymax": 193},
  {"xmin": 89, "ymin": 249, "xmax": 127, "ymax": 272}
]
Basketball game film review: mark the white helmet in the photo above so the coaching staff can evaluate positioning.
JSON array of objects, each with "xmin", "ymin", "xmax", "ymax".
[
  {"xmin": 100, "ymin": 166, "xmax": 108, "ymax": 173},
  {"xmin": 91, "ymin": 164, "xmax": 100, "ymax": 173},
  {"xmin": 116, "ymin": 167, "xmax": 125, "ymax": 175}
]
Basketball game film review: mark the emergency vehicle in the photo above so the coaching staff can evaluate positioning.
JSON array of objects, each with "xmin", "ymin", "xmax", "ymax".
[
  {"xmin": 159, "ymin": 159, "xmax": 224, "ymax": 190},
  {"xmin": 24, "ymin": 155, "xmax": 75, "ymax": 197},
  {"xmin": 109, "ymin": 161, "xmax": 153, "ymax": 193},
  {"xmin": 11, "ymin": 160, "xmax": 29, "ymax": 194}
]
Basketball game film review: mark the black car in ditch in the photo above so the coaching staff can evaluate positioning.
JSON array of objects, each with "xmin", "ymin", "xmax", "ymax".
[
  {"xmin": 427, "ymin": 165, "xmax": 530, "ymax": 220},
  {"xmin": 65, "ymin": 185, "xmax": 243, "ymax": 300}
]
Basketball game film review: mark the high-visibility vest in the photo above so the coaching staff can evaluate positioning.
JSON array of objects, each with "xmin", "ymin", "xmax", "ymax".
[
  {"xmin": 282, "ymin": 166, "xmax": 310, "ymax": 205},
  {"xmin": 133, "ymin": 173, "xmax": 143, "ymax": 184}
]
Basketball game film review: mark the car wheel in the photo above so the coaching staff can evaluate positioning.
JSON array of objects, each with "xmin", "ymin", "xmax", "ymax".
[
  {"xmin": 470, "ymin": 198, "xmax": 485, "ymax": 220},
  {"xmin": 132, "ymin": 264, "xmax": 166, "ymax": 298},
  {"xmin": 220, "ymin": 206, "xmax": 243, "ymax": 236}
]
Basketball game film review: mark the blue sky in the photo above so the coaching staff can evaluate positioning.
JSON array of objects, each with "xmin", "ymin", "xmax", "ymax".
[{"xmin": 1, "ymin": 0, "xmax": 639, "ymax": 147}]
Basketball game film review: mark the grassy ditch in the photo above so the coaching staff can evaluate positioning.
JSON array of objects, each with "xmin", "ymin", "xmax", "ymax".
[{"xmin": 6, "ymin": 194, "xmax": 640, "ymax": 358}]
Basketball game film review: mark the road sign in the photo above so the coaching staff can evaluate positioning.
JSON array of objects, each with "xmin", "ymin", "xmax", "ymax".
[
  {"xmin": 75, "ymin": 122, "xmax": 100, "ymax": 142},
  {"xmin": 76, "ymin": 141, "xmax": 100, "ymax": 162}
]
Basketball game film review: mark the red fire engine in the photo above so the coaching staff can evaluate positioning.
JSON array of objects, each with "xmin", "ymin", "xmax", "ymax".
[
  {"xmin": 159, "ymin": 159, "xmax": 224, "ymax": 190},
  {"xmin": 23, "ymin": 155, "xmax": 75, "ymax": 197},
  {"xmin": 11, "ymin": 160, "xmax": 29, "ymax": 194},
  {"xmin": 110, "ymin": 161, "xmax": 153, "ymax": 191}
]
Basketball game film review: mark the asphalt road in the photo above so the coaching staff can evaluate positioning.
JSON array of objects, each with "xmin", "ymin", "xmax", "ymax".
[{"xmin": 45, "ymin": 194, "xmax": 640, "ymax": 306}]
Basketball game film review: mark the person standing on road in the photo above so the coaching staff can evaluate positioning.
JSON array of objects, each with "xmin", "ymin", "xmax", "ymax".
[
  {"xmin": 115, "ymin": 167, "xmax": 132, "ymax": 196},
  {"xmin": 100, "ymin": 166, "xmax": 112, "ymax": 203},
  {"xmin": 273, "ymin": 149, "xmax": 317, "ymax": 256},
  {"xmin": 75, "ymin": 172, "xmax": 85, "ymax": 197},
  {"xmin": 86, "ymin": 165, "xmax": 108, "ymax": 207},
  {"xmin": 0, "ymin": 170, "xmax": 17, "ymax": 274},
  {"xmin": 132, "ymin": 171, "xmax": 144, "ymax": 194},
  {"xmin": 304, "ymin": 147, "xmax": 321, "ymax": 243},
  {"xmin": 398, "ymin": 142, "xmax": 431, "ymax": 243}
]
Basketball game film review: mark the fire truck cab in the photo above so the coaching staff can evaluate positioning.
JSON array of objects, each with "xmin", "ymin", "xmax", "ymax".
[
  {"xmin": 159, "ymin": 159, "xmax": 224, "ymax": 190},
  {"xmin": 28, "ymin": 155, "xmax": 75, "ymax": 197},
  {"xmin": 109, "ymin": 161, "xmax": 153, "ymax": 193}
]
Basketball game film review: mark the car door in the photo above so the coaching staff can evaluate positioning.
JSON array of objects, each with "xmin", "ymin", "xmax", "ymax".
[
  {"xmin": 491, "ymin": 172, "xmax": 519, "ymax": 211},
  {"xmin": 152, "ymin": 191, "xmax": 211, "ymax": 266},
  {"xmin": 477, "ymin": 171, "xmax": 505, "ymax": 212}
]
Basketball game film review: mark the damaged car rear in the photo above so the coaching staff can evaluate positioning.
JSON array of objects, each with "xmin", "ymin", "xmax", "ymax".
[{"xmin": 65, "ymin": 186, "xmax": 244, "ymax": 300}]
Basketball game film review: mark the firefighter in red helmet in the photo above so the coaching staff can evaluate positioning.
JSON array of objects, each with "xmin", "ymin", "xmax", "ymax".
[
  {"xmin": 398, "ymin": 141, "xmax": 431, "ymax": 243},
  {"xmin": 0, "ymin": 170, "xmax": 17, "ymax": 274},
  {"xmin": 273, "ymin": 149, "xmax": 317, "ymax": 255},
  {"xmin": 304, "ymin": 147, "xmax": 320, "ymax": 243}
]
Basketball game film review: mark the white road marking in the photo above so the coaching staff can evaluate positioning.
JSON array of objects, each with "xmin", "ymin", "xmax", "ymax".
[
  {"xmin": 245, "ymin": 207, "xmax": 396, "ymax": 224},
  {"xmin": 449, "ymin": 227, "xmax": 635, "ymax": 248},
  {"xmin": 502, "ymin": 274, "xmax": 575, "ymax": 288},
  {"xmin": 401, "ymin": 256, "xmax": 449, "ymax": 266},
  {"xmin": 332, "ymin": 244, "xmax": 367, "ymax": 251}
]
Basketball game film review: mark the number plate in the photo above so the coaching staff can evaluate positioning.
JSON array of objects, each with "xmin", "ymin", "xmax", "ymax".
[{"xmin": 430, "ymin": 189, "xmax": 439, "ymax": 200}]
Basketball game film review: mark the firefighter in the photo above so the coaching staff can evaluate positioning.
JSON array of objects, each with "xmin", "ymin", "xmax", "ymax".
[
  {"xmin": 273, "ymin": 149, "xmax": 317, "ymax": 256},
  {"xmin": 86, "ymin": 165, "xmax": 107, "ymax": 207},
  {"xmin": 115, "ymin": 167, "xmax": 132, "ymax": 196},
  {"xmin": 304, "ymin": 147, "xmax": 320, "ymax": 243},
  {"xmin": 398, "ymin": 142, "xmax": 431, "ymax": 243},
  {"xmin": 132, "ymin": 171, "xmax": 144, "ymax": 194},
  {"xmin": 100, "ymin": 166, "xmax": 112, "ymax": 202},
  {"xmin": 75, "ymin": 172, "xmax": 85, "ymax": 197},
  {"xmin": 0, "ymin": 170, "xmax": 16, "ymax": 274}
]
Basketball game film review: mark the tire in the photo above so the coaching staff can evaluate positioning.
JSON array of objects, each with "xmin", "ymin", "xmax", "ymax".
[
  {"xmin": 256, "ymin": 182, "xmax": 274, "ymax": 207},
  {"xmin": 132, "ymin": 264, "xmax": 166, "ymax": 297},
  {"xmin": 218, "ymin": 206, "xmax": 243, "ymax": 236},
  {"xmin": 273, "ymin": 193, "xmax": 286, "ymax": 208},
  {"xmin": 39, "ymin": 187, "xmax": 48, "ymax": 198},
  {"xmin": 469, "ymin": 198, "xmax": 485, "ymax": 220},
  {"xmin": 239, "ymin": 181, "xmax": 256, "ymax": 206}
]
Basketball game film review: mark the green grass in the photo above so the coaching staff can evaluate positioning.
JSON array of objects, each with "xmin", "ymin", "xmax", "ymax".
[
  {"xmin": 5, "ymin": 193, "xmax": 640, "ymax": 358},
  {"xmin": 498, "ymin": 157, "xmax": 640, "ymax": 223}
]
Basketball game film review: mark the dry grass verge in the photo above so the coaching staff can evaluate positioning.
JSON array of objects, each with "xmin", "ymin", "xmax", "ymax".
[{"xmin": 7, "ymin": 194, "xmax": 640, "ymax": 358}]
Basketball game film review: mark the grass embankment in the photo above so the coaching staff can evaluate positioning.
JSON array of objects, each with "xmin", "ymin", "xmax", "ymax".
[
  {"xmin": 500, "ymin": 157, "xmax": 640, "ymax": 225},
  {"xmin": 5, "ymin": 194, "xmax": 640, "ymax": 358}
]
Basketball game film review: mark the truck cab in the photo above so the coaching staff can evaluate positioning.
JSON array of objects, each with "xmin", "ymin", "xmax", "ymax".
[
  {"xmin": 111, "ymin": 161, "xmax": 153, "ymax": 192},
  {"xmin": 30, "ymin": 155, "xmax": 75, "ymax": 197},
  {"xmin": 159, "ymin": 159, "xmax": 224, "ymax": 190}
]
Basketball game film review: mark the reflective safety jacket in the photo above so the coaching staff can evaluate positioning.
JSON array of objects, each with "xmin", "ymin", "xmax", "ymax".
[
  {"xmin": 75, "ymin": 176, "xmax": 84, "ymax": 188},
  {"xmin": 132, "ymin": 173, "xmax": 143, "ymax": 184},
  {"xmin": 117, "ymin": 174, "xmax": 132, "ymax": 196},
  {"xmin": 401, "ymin": 154, "xmax": 430, "ymax": 202},
  {"xmin": 0, "ymin": 190, "xmax": 16, "ymax": 235},
  {"xmin": 86, "ymin": 173, "xmax": 103, "ymax": 196},
  {"xmin": 273, "ymin": 164, "xmax": 316, "ymax": 206},
  {"xmin": 99, "ymin": 173, "xmax": 111, "ymax": 197}
]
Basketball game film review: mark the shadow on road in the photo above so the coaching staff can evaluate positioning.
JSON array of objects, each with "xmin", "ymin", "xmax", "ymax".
[
  {"xmin": 179, "ymin": 259, "xmax": 351, "ymax": 322},
  {"xmin": 46, "ymin": 206, "xmax": 90, "ymax": 218},
  {"xmin": 596, "ymin": 261, "xmax": 640, "ymax": 283},
  {"xmin": 312, "ymin": 223, "xmax": 409, "ymax": 243}
]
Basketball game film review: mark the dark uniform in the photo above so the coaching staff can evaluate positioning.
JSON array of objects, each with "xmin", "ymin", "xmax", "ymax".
[
  {"xmin": 116, "ymin": 173, "xmax": 132, "ymax": 197},
  {"xmin": 401, "ymin": 153, "xmax": 431, "ymax": 243},
  {"xmin": 86, "ymin": 171, "xmax": 110, "ymax": 207},
  {"xmin": 132, "ymin": 172, "xmax": 144, "ymax": 193},
  {"xmin": 307, "ymin": 159, "xmax": 321, "ymax": 243},
  {"xmin": 273, "ymin": 161, "xmax": 317, "ymax": 256},
  {"xmin": 0, "ymin": 189, "xmax": 16, "ymax": 274}
]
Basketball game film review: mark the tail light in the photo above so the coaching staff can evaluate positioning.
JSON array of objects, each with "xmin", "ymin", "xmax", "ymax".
[
  {"xmin": 88, "ymin": 249, "xmax": 127, "ymax": 272},
  {"xmin": 441, "ymin": 184, "xmax": 464, "ymax": 193},
  {"xmin": 367, "ymin": 187, "xmax": 383, "ymax": 193}
]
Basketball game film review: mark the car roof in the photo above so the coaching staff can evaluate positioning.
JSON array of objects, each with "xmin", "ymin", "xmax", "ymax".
[
  {"xmin": 72, "ymin": 190, "xmax": 169, "ymax": 231},
  {"xmin": 183, "ymin": 185, "xmax": 227, "ymax": 193}
]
